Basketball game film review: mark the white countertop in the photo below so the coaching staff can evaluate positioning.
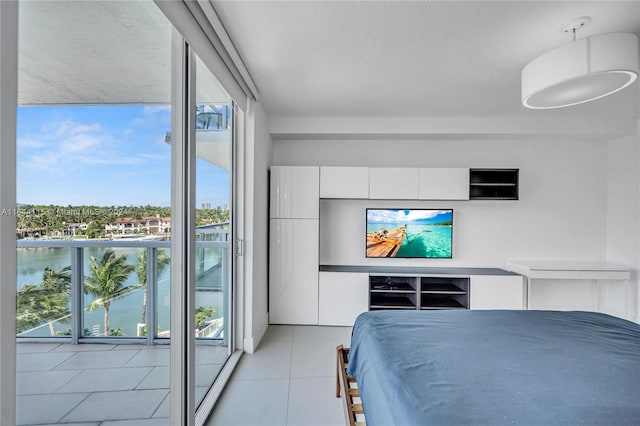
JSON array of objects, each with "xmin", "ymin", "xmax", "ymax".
[{"xmin": 506, "ymin": 260, "xmax": 631, "ymax": 280}]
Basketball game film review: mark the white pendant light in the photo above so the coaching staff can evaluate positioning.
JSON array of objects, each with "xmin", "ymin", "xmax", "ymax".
[{"xmin": 522, "ymin": 21, "xmax": 638, "ymax": 109}]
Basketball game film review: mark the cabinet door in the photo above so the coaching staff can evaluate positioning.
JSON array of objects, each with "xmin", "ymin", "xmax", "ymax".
[
  {"xmin": 320, "ymin": 167, "xmax": 370, "ymax": 199},
  {"xmin": 369, "ymin": 168, "xmax": 419, "ymax": 199},
  {"xmin": 270, "ymin": 166, "xmax": 319, "ymax": 219},
  {"xmin": 470, "ymin": 275, "xmax": 524, "ymax": 310},
  {"xmin": 318, "ymin": 272, "xmax": 369, "ymax": 326},
  {"xmin": 419, "ymin": 168, "xmax": 469, "ymax": 200},
  {"xmin": 269, "ymin": 219, "xmax": 319, "ymax": 324}
]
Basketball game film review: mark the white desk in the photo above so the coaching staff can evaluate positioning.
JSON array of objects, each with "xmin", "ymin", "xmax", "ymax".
[{"xmin": 506, "ymin": 261, "xmax": 631, "ymax": 312}]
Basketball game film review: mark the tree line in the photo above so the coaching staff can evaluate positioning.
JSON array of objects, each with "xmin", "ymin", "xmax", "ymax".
[{"xmin": 17, "ymin": 204, "xmax": 230, "ymax": 238}]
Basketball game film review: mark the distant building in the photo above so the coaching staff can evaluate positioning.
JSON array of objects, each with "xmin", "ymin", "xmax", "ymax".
[
  {"xmin": 66, "ymin": 222, "xmax": 88, "ymax": 236},
  {"xmin": 105, "ymin": 215, "xmax": 171, "ymax": 236},
  {"xmin": 202, "ymin": 202, "xmax": 211, "ymax": 210}
]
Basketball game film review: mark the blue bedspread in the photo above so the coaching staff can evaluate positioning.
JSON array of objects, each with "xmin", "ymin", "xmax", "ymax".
[{"xmin": 347, "ymin": 310, "xmax": 640, "ymax": 426}]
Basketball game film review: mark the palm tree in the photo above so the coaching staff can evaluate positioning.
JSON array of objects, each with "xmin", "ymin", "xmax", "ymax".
[
  {"xmin": 16, "ymin": 266, "xmax": 71, "ymax": 335},
  {"xmin": 84, "ymin": 249, "xmax": 135, "ymax": 336},
  {"xmin": 136, "ymin": 248, "xmax": 170, "ymax": 325}
]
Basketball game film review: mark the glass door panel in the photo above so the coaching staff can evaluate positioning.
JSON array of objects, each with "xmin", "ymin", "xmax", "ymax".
[
  {"xmin": 16, "ymin": 1, "xmax": 173, "ymax": 424},
  {"xmin": 193, "ymin": 54, "xmax": 233, "ymax": 407}
]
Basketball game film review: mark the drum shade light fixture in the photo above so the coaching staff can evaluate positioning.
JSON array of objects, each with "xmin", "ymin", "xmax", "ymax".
[{"xmin": 522, "ymin": 21, "xmax": 638, "ymax": 109}]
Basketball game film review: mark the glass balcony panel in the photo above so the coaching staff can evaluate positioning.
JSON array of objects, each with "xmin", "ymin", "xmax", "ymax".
[
  {"xmin": 82, "ymin": 247, "xmax": 146, "ymax": 338},
  {"xmin": 156, "ymin": 247, "xmax": 172, "ymax": 338},
  {"xmin": 195, "ymin": 243, "xmax": 229, "ymax": 343},
  {"xmin": 16, "ymin": 247, "xmax": 72, "ymax": 337}
]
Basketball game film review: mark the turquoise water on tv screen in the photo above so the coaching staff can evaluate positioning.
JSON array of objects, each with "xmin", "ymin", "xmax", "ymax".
[{"xmin": 366, "ymin": 222, "xmax": 452, "ymax": 258}]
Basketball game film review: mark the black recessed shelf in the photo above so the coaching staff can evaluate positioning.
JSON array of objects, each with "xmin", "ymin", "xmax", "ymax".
[
  {"xmin": 469, "ymin": 169, "xmax": 519, "ymax": 200},
  {"xmin": 420, "ymin": 297, "xmax": 467, "ymax": 310},
  {"xmin": 369, "ymin": 275, "xmax": 469, "ymax": 311}
]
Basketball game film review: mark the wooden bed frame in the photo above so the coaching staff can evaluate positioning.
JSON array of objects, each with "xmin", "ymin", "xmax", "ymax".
[{"xmin": 336, "ymin": 345, "xmax": 366, "ymax": 426}]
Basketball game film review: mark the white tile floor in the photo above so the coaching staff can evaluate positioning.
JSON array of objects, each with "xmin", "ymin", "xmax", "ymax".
[
  {"xmin": 16, "ymin": 325, "xmax": 352, "ymax": 426},
  {"xmin": 16, "ymin": 342, "xmax": 227, "ymax": 425},
  {"xmin": 206, "ymin": 325, "xmax": 352, "ymax": 426}
]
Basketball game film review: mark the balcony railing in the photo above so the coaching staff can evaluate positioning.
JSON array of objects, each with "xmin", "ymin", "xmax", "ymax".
[{"xmin": 16, "ymin": 235, "xmax": 230, "ymax": 345}]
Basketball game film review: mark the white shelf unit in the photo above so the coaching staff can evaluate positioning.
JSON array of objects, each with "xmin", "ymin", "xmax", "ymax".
[
  {"xmin": 269, "ymin": 165, "xmax": 523, "ymax": 326},
  {"xmin": 369, "ymin": 275, "xmax": 470, "ymax": 310},
  {"xmin": 269, "ymin": 166, "xmax": 320, "ymax": 325},
  {"xmin": 315, "ymin": 269, "xmax": 523, "ymax": 324}
]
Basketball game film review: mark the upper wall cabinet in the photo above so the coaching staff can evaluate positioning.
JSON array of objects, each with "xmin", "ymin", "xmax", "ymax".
[
  {"xmin": 418, "ymin": 168, "xmax": 469, "ymax": 200},
  {"xmin": 320, "ymin": 167, "xmax": 370, "ymax": 199},
  {"xmin": 369, "ymin": 167, "xmax": 420, "ymax": 199},
  {"xmin": 270, "ymin": 166, "xmax": 319, "ymax": 218},
  {"xmin": 469, "ymin": 169, "xmax": 519, "ymax": 200}
]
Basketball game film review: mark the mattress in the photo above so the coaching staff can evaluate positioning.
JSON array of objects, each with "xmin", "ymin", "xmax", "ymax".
[{"xmin": 347, "ymin": 310, "xmax": 640, "ymax": 426}]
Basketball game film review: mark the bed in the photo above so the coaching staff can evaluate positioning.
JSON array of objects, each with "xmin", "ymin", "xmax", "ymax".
[{"xmin": 337, "ymin": 310, "xmax": 640, "ymax": 426}]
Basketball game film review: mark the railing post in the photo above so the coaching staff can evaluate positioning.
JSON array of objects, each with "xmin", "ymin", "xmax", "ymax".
[
  {"xmin": 71, "ymin": 247, "xmax": 83, "ymax": 344},
  {"xmin": 147, "ymin": 247, "xmax": 157, "ymax": 346}
]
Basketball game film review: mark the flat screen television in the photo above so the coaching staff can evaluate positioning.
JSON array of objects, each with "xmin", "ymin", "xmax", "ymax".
[{"xmin": 366, "ymin": 209, "xmax": 453, "ymax": 258}]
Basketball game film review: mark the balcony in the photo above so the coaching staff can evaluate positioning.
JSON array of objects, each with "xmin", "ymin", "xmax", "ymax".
[
  {"xmin": 17, "ymin": 233, "xmax": 229, "ymax": 342},
  {"xmin": 16, "ymin": 233, "xmax": 230, "ymax": 424},
  {"xmin": 16, "ymin": 341, "xmax": 228, "ymax": 424}
]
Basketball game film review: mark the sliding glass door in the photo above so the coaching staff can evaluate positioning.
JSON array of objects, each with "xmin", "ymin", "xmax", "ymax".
[
  {"xmin": 192, "ymin": 53, "xmax": 234, "ymax": 408},
  {"xmin": 170, "ymin": 35, "xmax": 241, "ymax": 425}
]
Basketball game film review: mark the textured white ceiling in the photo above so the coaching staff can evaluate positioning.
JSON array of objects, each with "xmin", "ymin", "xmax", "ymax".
[
  {"xmin": 213, "ymin": 1, "xmax": 640, "ymax": 119},
  {"xmin": 18, "ymin": 1, "xmax": 230, "ymax": 105},
  {"xmin": 17, "ymin": 1, "xmax": 640, "ymax": 123}
]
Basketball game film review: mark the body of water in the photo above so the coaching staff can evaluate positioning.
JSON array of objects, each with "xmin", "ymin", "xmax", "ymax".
[
  {"xmin": 17, "ymin": 246, "xmax": 227, "ymax": 338},
  {"xmin": 367, "ymin": 222, "xmax": 452, "ymax": 258}
]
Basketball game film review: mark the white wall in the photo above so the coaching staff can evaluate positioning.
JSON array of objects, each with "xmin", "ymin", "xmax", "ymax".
[
  {"xmin": 243, "ymin": 100, "xmax": 272, "ymax": 352},
  {"xmin": 606, "ymin": 132, "xmax": 640, "ymax": 322},
  {"xmin": 274, "ymin": 138, "xmax": 608, "ymax": 269}
]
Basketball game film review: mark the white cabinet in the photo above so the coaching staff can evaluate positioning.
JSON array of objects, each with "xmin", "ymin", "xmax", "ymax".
[
  {"xmin": 419, "ymin": 168, "xmax": 469, "ymax": 200},
  {"xmin": 270, "ymin": 166, "xmax": 319, "ymax": 219},
  {"xmin": 269, "ymin": 219, "xmax": 319, "ymax": 324},
  {"xmin": 319, "ymin": 272, "xmax": 369, "ymax": 326},
  {"xmin": 269, "ymin": 166, "xmax": 320, "ymax": 325},
  {"xmin": 320, "ymin": 167, "xmax": 369, "ymax": 199},
  {"xmin": 469, "ymin": 275, "xmax": 524, "ymax": 310},
  {"xmin": 369, "ymin": 168, "xmax": 419, "ymax": 199}
]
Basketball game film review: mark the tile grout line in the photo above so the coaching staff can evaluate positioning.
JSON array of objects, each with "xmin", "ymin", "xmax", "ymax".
[
  {"xmin": 284, "ymin": 328, "xmax": 295, "ymax": 426},
  {"xmin": 149, "ymin": 389, "xmax": 171, "ymax": 420},
  {"xmin": 55, "ymin": 391, "xmax": 93, "ymax": 425},
  {"xmin": 134, "ymin": 364, "xmax": 159, "ymax": 391},
  {"xmin": 50, "ymin": 369, "xmax": 85, "ymax": 395}
]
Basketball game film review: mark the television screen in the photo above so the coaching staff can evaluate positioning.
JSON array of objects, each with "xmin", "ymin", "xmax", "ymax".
[{"xmin": 366, "ymin": 209, "xmax": 453, "ymax": 258}]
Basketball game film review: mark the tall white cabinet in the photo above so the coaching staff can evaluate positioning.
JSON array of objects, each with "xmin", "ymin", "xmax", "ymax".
[{"xmin": 269, "ymin": 166, "xmax": 320, "ymax": 324}]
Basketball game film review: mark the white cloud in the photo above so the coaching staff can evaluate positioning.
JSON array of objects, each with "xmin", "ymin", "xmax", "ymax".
[
  {"xmin": 21, "ymin": 153, "xmax": 66, "ymax": 173},
  {"xmin": 128, "ymin": 105, "xmax": 171, "ymax": 128},
  {"xmin": 17, "ymin": 138, "xmax": 45, "ymax": 149},
  {"xmin": 55, "ymin": 120, "xmax": 102, "ymax": 136},
  {"xmin": 60, "ymin": 134, "xmax": 102, "ymax": 153},
  {"xmin": 143, "ymin": 105, "xmax": 171, "ymax": 115},
  {"xmin": 368, "ymin": 209, "xmax": 450, "ymax": 223}
]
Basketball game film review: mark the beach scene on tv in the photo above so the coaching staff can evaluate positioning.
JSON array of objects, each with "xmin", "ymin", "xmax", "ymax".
[{"xmin": 366, "ymin": 209, "xmax": 453, "ymax": 258}]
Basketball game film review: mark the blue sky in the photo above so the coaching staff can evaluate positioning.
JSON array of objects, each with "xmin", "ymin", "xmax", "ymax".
[
  {"xmin": 367, "ymin": 209, "xmax": 453, "ymax": 224},
  {"xmin": 17, "ymin": 105, "xmax": 230, "ymax": 207}
]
